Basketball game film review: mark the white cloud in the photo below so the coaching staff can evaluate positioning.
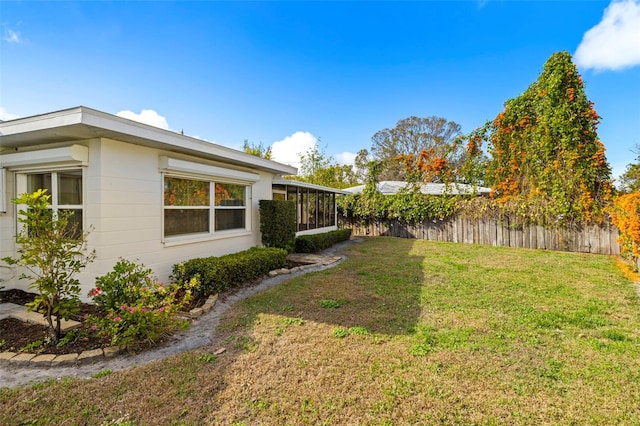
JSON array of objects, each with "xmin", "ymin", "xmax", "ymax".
[
  {"xmin": 270, "ymin": 131, "xmax": 318, "ymax": 167},
  {"xmin": 116, "ymin": 109, "xmax": 170, "ymax": 130},
  {"xmin": 0, "ymin": 107, "xmax": 19, "ymax": 121},
  {"xmin": 335, "ymin": 151, "xmax": 356, "ymax": 166},
  {"xmin": 3, "ymin": 29, "xmax": 21, "ymax": 44},
  {"xmin": 574, "ymin": 0, "xmax": 640, "ymax": 71}
]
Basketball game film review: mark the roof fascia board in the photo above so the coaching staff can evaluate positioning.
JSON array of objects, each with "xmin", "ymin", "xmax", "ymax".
[
  {"xmin": 1, "ymin": 106, "xmax": 297, "ymax": 176},
  {"xmin": 272, "ymin": 178, "xmax": 350, "ymax": 194},
  {"xmin": 0, "ymin": 107, "xmax": 83, "ymax": 136},
  {"xmin": 79, "ymin": 107, "xmax": 297, "ymax": 175}
]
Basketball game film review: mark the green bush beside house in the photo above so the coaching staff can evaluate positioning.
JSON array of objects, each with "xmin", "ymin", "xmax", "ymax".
[
  {"xmin": 172, "ymin": 247, "xmax": 288, "ymax": 299},
  {"xmin": 294, "ymin": 229, "xmax": 352, "ymax": 253}
]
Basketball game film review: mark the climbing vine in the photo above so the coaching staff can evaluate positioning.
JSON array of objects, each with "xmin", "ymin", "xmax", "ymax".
[
  {"xmin": 337, "ymin": 160, "xmax": 460, "ymax": 223},
  {"xmin": 610, "ymin": 192, "xmax": 640, "ymax": 269},
  {"xmin": 482, "ymin": 51, "xmax": 613, "ymax": 224}
]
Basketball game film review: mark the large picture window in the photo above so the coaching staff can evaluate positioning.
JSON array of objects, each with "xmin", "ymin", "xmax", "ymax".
[{"xmin": 163, "ymin": 176, "xmax": 248, "ymax": 238}]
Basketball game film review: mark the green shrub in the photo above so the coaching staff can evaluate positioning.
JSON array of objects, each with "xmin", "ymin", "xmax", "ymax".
[
  {"xmin": 259, "ymin": 200, "xmax": 297, "ymax": 252},
  {"xmin": 172, "ymin": 247, "xmax": 288, "ymax": 298},
  {"xmin": 87, "ymin": 259, "xmax": 198, "ymax": 349},
  {"xmin": 294, "ymin": 229, "xmax": 352, "ymax": 253},
  {"xmin": 90, "ymin": 258, "xmax": 154, "ymax": 312}
]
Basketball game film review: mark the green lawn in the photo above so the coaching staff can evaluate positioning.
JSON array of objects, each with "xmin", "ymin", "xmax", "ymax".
[{"xmin": 2, "ymin": 237, "xmax": 640, "ymax": 425}]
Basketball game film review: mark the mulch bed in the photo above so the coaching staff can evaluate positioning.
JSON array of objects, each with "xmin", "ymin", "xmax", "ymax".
[
  {"xmin": 0, "ymin": 289, "xmax": 112, "ymax": 355},
  {"xmin": 0, "ymin": 262, "xmax": 312, "ymax": 356}
]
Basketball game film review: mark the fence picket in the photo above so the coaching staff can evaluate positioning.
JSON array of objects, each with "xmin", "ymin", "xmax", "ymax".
[{"xmin": 340, "ymin": 216, "xmax": 620, "ymax": 255}]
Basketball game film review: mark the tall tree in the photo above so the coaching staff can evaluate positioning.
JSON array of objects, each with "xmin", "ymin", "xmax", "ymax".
[
  {"xmin": 242, "ymin": 139, "xmax": 272, "ymax": 160},
  {"xmin": 484, "ymin": 51, "xmax": 613, "ymax": 222},
  {"xmin": 353, "ymin": 148, "xmax": 371, "ymax": 183},
  {"xmin": 619, "ymin": 144, "xmax": 640, "ymax": 193},
  {"xmin": 370, "ymin": 116, "xmax": 463, "ymax": 181}
]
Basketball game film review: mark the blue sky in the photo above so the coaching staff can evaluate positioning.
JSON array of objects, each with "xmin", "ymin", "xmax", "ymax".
[{"xmin": 2, "ymin": 1, "xmax": 639, "ymax": 181}]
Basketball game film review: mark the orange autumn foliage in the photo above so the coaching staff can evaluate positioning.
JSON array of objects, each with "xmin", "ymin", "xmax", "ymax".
[
  {"xmin": 397, "ymin": 149, "xmax": 453, "ymax": 183},
  {"xmin": 610, "ymin": 192, "xmax": 640, "ymax": 267}
]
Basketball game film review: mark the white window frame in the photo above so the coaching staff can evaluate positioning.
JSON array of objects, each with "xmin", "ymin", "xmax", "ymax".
[
  {"xmin": 159, "ymin": 156, "xmax": 258, "ymax": 245},
  {"xmin": 0, "ymin": 168, "xmax": 6, "ymax": 213},
  {"xmin": 212, "ymin": 182, "xmax": 249, "ymax": 232},
  {"xmin": 163, "ymin": 175, "xmax": 212, "ymax": 238},
  {"xmin": 162, "ymin": 173, "xmax": 253, "ymax": 245},
  {"xmin": 14, "ymin": 167, "xmax": 86, "ymax": 234}
]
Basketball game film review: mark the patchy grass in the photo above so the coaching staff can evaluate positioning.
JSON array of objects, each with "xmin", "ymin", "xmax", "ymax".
[{"xmin": 1, "ymin": 237, "xmax": 640, "ymax": 424}]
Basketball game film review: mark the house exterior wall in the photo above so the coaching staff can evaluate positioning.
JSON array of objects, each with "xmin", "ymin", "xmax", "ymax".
[
  {"xmin": 0, "ymin": 137, "xmax": 276, "ymax": 301},
  {"xmin": 0, "ymin": 167, "xmax": 17, "ymax": 287}
]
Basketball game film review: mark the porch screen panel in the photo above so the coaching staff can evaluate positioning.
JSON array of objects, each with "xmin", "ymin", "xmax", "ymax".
[
  {"xmin": 299, "ymin": 189, "xmax": 308, "ymax": 231},
  {"xmin": 329, "ymin": 193, "xmax": 335, "ymax": 226},
  {"xmin": 317, "ymin": 192, "xmax": 325, "ymax": 227},
  {"xmin": 308, "ymin": 192, "xmax": 317, "ymax": 229}
]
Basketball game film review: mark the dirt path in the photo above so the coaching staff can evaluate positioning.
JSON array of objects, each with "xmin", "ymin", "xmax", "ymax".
[{"xmin": 0, "ymin": 239, "xmax": 361, "ymax": 389}]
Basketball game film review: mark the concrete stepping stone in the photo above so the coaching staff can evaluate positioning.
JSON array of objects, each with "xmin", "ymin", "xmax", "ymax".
[
  {"xmin": 0, "ymin": 302, "xmax": 81, "ymax": 332},
  {"xmin": 287, "ymin": 254, "xmax": 342, "ymax": 266}
]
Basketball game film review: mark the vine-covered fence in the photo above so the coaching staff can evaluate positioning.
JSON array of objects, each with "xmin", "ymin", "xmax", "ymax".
[{"xmin": 340, "ymin": 216, "xmax": 620, "ymax": 255}]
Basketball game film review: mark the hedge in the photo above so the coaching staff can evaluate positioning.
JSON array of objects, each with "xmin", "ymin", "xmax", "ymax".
[
  {"xmin": 294, "ymin": 229, "xmax": 352, "ymax": 253},
  {"xmin": 172, "ymin": 247, "xmax": 288, "ymax": 298},
  {"xmin": 259, "ymin": 199, "xmax": 297, "ymax": 252}
]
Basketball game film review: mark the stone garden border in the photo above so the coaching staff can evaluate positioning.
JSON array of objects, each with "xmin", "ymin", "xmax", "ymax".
[{"xmin": 0, "ymin": 262, "xmax": 326, "ymax": 368}]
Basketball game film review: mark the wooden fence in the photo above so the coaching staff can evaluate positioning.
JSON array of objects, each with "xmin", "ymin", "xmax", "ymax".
[{"xmin": 340, "ymin": 216, "xmax": 620, "ymax": 255}]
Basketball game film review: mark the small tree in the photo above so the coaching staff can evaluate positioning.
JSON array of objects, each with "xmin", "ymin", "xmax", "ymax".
[
  {"xmin": 2, "ymin": 190, "xmax": 96, "ymax": 343},
  {"xmin": 243, "ymin": 139, "xmax": 273, "ymax": 160},
  {"xmin": 291, "ymin": 143, "xmax": 360, "ymax": 189}
]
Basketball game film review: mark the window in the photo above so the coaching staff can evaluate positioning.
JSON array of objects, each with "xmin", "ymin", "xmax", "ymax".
[
  {"xmin": 164, "ymin": 177, "xmax": 210, "ymax": 237},
  {"xmin": 214, "ymin": 183, "xmax": 246, "ymax": 231},
  {"xmin": 26, "ymin": 170, "xmax": 84, "ymax": 236},
  {"xmin": 163, "ymin": 176, "xmax": 248, "ymax": 238}
]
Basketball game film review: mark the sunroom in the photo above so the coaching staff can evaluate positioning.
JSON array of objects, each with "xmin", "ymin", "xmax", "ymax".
[{"xmin": 272, "ymin": 179, "xmax": 349, "ymax": 236}]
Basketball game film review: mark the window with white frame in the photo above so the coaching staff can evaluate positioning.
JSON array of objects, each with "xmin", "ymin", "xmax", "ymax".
[
  {"xmin": 24, "ymin": 170, "xmax": 84, "ymax": 237},
  {"xmin": 214, "ymin": 183, "xmax": 246, "ymax": 231},
  {"xmin": 163, "ymin": 176, "xmax": 248, "ymax": 238},
  {"xmin": 164, "ymin": 176, "xmax": 211, "ymax": 236}
]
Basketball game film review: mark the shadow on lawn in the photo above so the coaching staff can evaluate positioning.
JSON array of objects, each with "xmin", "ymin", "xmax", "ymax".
[{"xmin": 231, "ymin": 237, "xmax": 425, "ymax": 337}]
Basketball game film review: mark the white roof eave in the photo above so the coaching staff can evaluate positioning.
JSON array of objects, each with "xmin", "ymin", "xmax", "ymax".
[
  {"xmin": 0, "ymin": 106, "xmax": 298, "ymax": 176},
  {"xmin": 272, "ymin": 178, "xmax": 351, "ymax": 194}
]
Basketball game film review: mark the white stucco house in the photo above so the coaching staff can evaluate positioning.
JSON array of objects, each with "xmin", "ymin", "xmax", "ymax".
[{"xmin": 0, "ymin": 106, "xmax": 344, "ymax": 300}]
